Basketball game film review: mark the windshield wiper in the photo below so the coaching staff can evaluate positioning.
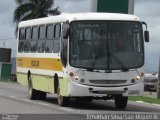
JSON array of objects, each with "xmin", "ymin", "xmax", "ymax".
[
  {"xmin": 87, "ymin": 56, "xmax": 100, "ymax": 71},
  {"xmin": 108, "ymin": 51, "xmax": 129, "ymax": 72}
]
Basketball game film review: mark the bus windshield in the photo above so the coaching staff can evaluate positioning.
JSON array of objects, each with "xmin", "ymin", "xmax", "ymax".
[{"xmin": 69, "ymin": 21, "xmax": 144, "ymax": 70}]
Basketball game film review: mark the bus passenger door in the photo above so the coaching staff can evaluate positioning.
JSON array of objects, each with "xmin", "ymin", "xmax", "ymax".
[{"xmin": 60, "ymin": 23, "xmax": 69, "ymax": 68}]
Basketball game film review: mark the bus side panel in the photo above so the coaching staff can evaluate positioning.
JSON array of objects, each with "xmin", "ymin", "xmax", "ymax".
[
  {"xmin": 17, "ymin": 72, "xmax": 54, "ymax": 94},
  {"xmin": 17, "ymin": 73, "xmax": 28, "ymax": 87},
  {"xmin": 59, "ymin": 77, "xmax": 70, "ymax": 96},
  {"xmin": 32, "ymin": 75, "xmax": 54, "ymax": 93}
]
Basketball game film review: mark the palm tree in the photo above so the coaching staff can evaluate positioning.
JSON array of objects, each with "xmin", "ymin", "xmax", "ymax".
[{"xmin": 13, "ymin": 0, "xmax": 60, "ymax": 24}]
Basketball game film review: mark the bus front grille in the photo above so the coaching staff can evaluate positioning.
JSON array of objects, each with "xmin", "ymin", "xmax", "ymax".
[{"xmin": 89, "ymin": 80, "xmax": 127, "ymax": 85}]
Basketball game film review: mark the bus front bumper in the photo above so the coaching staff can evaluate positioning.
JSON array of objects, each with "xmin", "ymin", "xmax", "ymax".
[{"xmin": 68, "ymin": 82, "xmax": 144, "ymax": 97}]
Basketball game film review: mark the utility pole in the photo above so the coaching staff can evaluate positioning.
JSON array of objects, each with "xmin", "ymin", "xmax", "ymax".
[{"xmin": 157, "ymin": 54, "xmax": 160, "ymax": 99}]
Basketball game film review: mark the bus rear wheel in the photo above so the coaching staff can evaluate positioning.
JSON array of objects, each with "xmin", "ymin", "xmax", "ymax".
[
  {"xmin": 28, "ymin": 75, "xmax": 46, "ymax": 100},
  {"xmin": 114, "ymin": 95, "xmax": 128, "ymax": 109},
  {"xmin": 76, "ymin": 97, "xmax": 93, "ymax": 102},
  {"xmin": 28, "ymin": 78, "xmax": 38, "ymax": 100},
  {"xmin": 38, "ymin": 91, "xmax": 47, "ymax": 100},
  {"xmin": 28, "ymin": 86, "xmax": 46, "ymax": 100},
  {"xmin": 57, "ymin": 84, "xmax": 70, "ymax": 106}
]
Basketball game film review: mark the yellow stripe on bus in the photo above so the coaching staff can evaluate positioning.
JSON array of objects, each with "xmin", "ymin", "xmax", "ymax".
[{"xmin": 17, "ymin": 57, "xmax": 63, "ymax": 71}]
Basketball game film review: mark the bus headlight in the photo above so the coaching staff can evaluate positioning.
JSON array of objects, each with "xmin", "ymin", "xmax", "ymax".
[
  {"xmin": 74, "ymin": 75, "xmax": 80, "ymax": 80},
  {"xmin": 131, "ymin": 76, "xmax": 141, "ymax": 83},
  {"xmin": 69, "ymin": 71, "xmax": 80, "ymax": 81},
  {"xmin": 135, "ymin": 76, "xmax": 141, "ymax": 80}
]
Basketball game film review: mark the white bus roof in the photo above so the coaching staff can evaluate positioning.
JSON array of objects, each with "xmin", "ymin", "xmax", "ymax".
[{"xmin": 18, "ymin": 12, "xmax": 141, "ymax": 28}]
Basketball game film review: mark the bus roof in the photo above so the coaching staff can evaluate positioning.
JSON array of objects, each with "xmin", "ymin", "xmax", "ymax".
[{"xmin": 18, "ymin": 12, "xmax": 140, "ymax": 28}]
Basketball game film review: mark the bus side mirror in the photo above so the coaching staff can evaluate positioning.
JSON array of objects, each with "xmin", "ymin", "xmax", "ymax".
[
  {"xmin": 142, "ymin": 21, "xmax": 149, "ymax": 42},
  {"xmin": 144, "ymin": 31, "xmax": 149, "ymax": 42},
  {"xmin": 63, "ymin": 23, "xmax": 69, "ymax": 39}
]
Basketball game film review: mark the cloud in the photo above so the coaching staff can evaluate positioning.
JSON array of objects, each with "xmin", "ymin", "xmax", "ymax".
[
  {"xmin": 0, "ymin": 0, "xmax": 159, "ymax": 72},
  {"xmin": 0, "ymin": 0, "xmax": 15, "ymax": 13},
  {"xmin": 0, "ymin": 1, "xmax": 15, "ymax": 25},
  {"xmin": 55, "ymin": 0, "xmax": 91, "ymax": 13},
  {"xmin": 135, "ymin": 0, "xmax": 160, "ymax": 46},
  {"xmin": 135, "ymin": 0, "xmax": 160, "ymax": 72},
  {"xmin": 0, "ymin": 0, "xmax": 16, "ymax": 57},
  {"xmin": 135, "ymin": 0, "xmax": 160, "ymax": 17}
]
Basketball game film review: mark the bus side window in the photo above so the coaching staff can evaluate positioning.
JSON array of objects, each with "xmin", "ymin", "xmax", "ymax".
[
  {"xmin": 37, "ymin": 25, "xmax": 46, "ymax": 53},
  {"xmin": 46, "ymin": 24, "xmax": 54, "ymax": 53},
  {"xmin": 31, "ymin": 26, "xmax": 38, "ymax": 52},
  {"xmin": 53, "ymin": 24, "xmax": 61, "ymax": 53},
  {"xmin": 18, "ymin": 41, "xmax": 24, "ymax": 53},
  {"xmin": 24, "ymin": 27, "xmax": 31, "ymax": 53},
  {"xmin": 18, "ymin": 28, "xmax": 25, "ymax": 52}
]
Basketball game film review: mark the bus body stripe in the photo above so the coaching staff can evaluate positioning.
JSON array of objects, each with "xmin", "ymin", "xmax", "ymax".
[{"xmin": 17, "ymin": 57, "xmax": 63, "ymax": 71}]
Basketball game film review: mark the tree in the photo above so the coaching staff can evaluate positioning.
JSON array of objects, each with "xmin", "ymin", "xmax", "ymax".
[{"xmin": 13, "ymin": 0, "xmax": 60, "ymax": 24}]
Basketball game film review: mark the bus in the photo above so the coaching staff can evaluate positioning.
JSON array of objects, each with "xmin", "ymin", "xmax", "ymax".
[{"xmin": 17, "ymin": 13, "xmax": 149, "ymax": 109}]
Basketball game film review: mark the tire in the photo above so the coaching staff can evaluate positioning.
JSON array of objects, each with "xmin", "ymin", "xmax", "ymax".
[
  {"xmin": 114, "ymin": 95, "xmax": 128, "ymax": 109},
  {"xmin": 28, "ymin": 76, "xmax": 39, "ymax": 100},
  {"xmin": 57, "ymin": 84, "xmax": 70, "ymax": 106},
  {"xmin": 28, "ymin": 75, "xmax": 47, "ymax": 100},
  {"xmin": 38, "ymin": 91, "xmax": 47, "ymax": 100},
  {"xmin": 84, "ymin": 97, "xmax": 93, "ymax": 102},
  {"xmin": 76, "ymin": 97, "xmax": 93, "ymax": 102}
]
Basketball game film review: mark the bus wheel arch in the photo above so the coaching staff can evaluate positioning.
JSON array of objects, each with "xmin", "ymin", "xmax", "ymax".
[
  {"xmin": 57, "ymin": 83, "xmax": 70, "ymax": 106},
  {"xmin": 54, "ymin": 73, "xmax": 59, "ymax": 94},
  {"xmin": 27, "ymin": 70, "xmax": 38, "ymax": 100},
  {"xmin": 27, "ymin": 70, "xmax": 47, "ymax": 100},
  {"xmin": 55, "ymin": 73, "xmax": 70, "ymax": 106},
  {"xmin": 27, "ymin": 70, "xmax": 31, "ymax": 82},
  {"xmin": 27, "ymin": 70, "xmax": 32, "ymax": 90}
]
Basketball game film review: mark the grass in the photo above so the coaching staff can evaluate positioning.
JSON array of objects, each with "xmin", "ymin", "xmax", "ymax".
[{"xmin": 129, "ymin": 96, "xmax": 160, "ymax": 105}]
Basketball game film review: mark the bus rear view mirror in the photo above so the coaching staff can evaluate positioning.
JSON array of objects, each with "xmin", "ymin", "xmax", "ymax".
[
  {"xmin": 142, "ymin": 21, "xmax": 149, "ymax": 42},
  {"xmin": 144, "ymin": 31, "xmax": 149, "ymax": 42}
]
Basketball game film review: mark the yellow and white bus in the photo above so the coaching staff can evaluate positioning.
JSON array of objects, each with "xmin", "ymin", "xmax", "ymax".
[{"xmin": 17, "ymin": 13, "xmax": 149, "ymax": 109}]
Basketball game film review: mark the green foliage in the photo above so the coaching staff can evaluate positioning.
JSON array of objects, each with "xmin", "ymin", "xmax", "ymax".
[
  {"xmin": 129, "ymin": 96, "xmax": 160, "ymax": 105},
  {"xmin": 13, "ymin": 0, "xmax": 60, "ymax": 23}
]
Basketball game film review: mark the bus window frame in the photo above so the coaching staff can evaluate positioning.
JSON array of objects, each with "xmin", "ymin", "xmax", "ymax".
[
  {"xmin": 30, "ymin": 26, "xmax": 39, "ymax": 53},
  {"xmin": 18, "ymin": 28, "xmax": 27, "ymax": 53},
  {"xmin": 46, "ymin": 24, "xmax": 55, "ymax": 53}
]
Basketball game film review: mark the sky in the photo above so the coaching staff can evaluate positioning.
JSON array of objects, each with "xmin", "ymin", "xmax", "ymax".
[{"xmin": 0, "ymin": 0, "xmax": 159, "ymax": 73}]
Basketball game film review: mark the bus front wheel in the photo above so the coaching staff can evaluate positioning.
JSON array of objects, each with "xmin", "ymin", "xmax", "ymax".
[
  {"xmin": 57, "ymin": 84, "xmax": 70, "ymax": 106},
  {"xmin": 114, "ymin": 95, "xmax": 128, "ymax": 109}
]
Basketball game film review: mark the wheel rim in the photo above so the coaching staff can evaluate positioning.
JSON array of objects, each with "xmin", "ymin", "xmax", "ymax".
[
  {"xmin": 28, "ymin": 86, "xmax": 31, "ymax": 97},
  {"xmin": 57, "ymin": 85, "xmax": 62, "ymax": 104},
  {"xmin": 28, "ymin": 76, "xmax": 32, "ymax": 99}
]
